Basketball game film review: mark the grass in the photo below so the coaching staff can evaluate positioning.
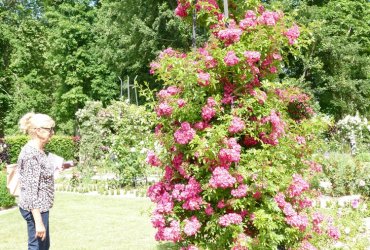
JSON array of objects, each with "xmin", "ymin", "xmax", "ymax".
[
  {"xmin": 4, "ymin": 192, "xmax": 368, "ymax": 249},
  {"xmin": 0, "ymin": 192, "xmax": 175, "ymax": 250}
]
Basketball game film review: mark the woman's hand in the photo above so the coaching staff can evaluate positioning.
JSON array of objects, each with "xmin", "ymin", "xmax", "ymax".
[
  {"xmin": 35, "ymin": 221, "xmax": 46, "ymax": 241},
  {"xmin": 31, "ymin": 208, "xmax": 46, "ymax": 241}
]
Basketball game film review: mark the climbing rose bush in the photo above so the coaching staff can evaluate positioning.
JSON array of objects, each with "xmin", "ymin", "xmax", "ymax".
[{"xmin": 146, "ymin": 1, "xmax": 338, "ymax": 249}]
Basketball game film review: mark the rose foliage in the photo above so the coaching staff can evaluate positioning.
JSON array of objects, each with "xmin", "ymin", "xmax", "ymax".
[{"xmin": 146, "ymin": 1, "xmax": 338, "ymax": 249}]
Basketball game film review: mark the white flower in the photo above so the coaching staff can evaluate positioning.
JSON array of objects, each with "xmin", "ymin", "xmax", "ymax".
[
  {"xmin": 324, "ymin": 152, "xmax": 330, "ymax": 159},
  {"xmin": 361, "ymin": 203, "xmax": 367, "ymax": 212},
  {"xmin": 359, "ymin": 180, "xmax": 366, "ymax": 187},
  {"xmin": 344, "ymin": 227, "xmax": 351, "ymax": 235},
  {"xmin": 319, "ymin": 181, "xmax": 332, "ymax": 189},
  {"xmin": 130, "ymin": 147, "xmax": 136, "ymax": 152},
  {"xmin": 140, "ymin": 148, "xmax": 147, "ymax": 154}
]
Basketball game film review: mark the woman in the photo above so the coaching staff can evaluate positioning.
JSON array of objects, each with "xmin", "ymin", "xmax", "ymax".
[{"xmin": 17, "ymin": 112, "xmax": 71, "ymax": 250}]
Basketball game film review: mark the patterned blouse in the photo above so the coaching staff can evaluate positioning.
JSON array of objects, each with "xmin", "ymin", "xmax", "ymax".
[{"xmin": 17, "ymin": 143, "xmax": 54, "ymax": 213}]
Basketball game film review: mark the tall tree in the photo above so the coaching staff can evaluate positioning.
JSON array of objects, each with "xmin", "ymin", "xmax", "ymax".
[
  {"xmin": 44, "ymin": 0, "xmax": 118, "ymax": 133},
  {"xmin": 94, "ymin": 0, "xmax": 195, "ymax": 91},
  {"xmin": 273, "ymin": 0, "xmax": 370, "ymax": 119},
  {"xmin": 0, "ymin": 1, "xmax": 52, "ymax": 135}
]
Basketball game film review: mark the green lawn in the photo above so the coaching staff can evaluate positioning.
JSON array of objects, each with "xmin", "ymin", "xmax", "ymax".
[{"xmin": 0, "ymin": 192, "xmax": 174, "ymax": 250}]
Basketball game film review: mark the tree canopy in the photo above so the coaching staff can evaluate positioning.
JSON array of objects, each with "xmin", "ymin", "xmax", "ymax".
[{"xmin": 0, "ymin": 0, "xmax": 368, "ymax": 135}]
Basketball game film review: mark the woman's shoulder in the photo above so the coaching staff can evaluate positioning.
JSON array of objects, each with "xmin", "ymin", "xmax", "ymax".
[{"xmin": 18, "ymin": 143, "xmax": 42, "ymax": 161}]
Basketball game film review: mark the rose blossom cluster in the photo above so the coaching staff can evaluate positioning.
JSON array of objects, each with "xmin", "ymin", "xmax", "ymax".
[
  {"xmin": 258, "ymin": 10, "xmax": 282, "ymax": 26},
  {"xmin": 209, "ymin": 167, "xmax": 236, "ymax": 188},
  {"xmin": 198, "ymin": 47, "xmax": 218, "ymax": 69},
  {"xmin": 172, "ymin": 153, "xmax": 189, "ymax": 178},
  {"xmin": 150, "ymin": 62, "xmax": 160, "ymax": 74},
  {"xmin": 218, "ymin": 213, "xmax": 243, "ymax": 227},
  {"xmin": 239, "ymin": 10, "xmax": 258, "ymax": 30},
  {"xmin": 287, "ymin": 174, "xmax": 310, "ymax": 198},
  {"xmin": 284, "ymin": 24, "xmax": 300, "ymax": 45},
  {"xmin": 298, "ymin": 240, "xmax": 318, "ymax": 250},
  {"xmin": 249, "ymin": 88, "xmax": 267, "ymax": 105},
  {"xmin": 243, "ymin": 134, "xmax": 259, "ymax": 147},
  {"xmin": 146, "ymin": 150, "xmax": 162, "ymax": 167},
  {"xmin": 197, "ymin": 71, "xmax": 211, "ymax": 86},
  {"xmin": 201, "ymin": 97, "xmax": 217, "ymax": 121},
  {"xmin": 155, "ymin": 219, "xmax": 182, "ymax": 242},
  {"xmin": 222, "ymin": 80, "xmax": 236, "ymax": 104},
  {"xmin": 259, "ymin": 110, "xmax": 286, "ymax": 146},
  {"xmin": 302, "ymin": 160, "xmax": 323, "ymax": 173},
  {"xmin": 224, "ymin": 51, "xmax": 240, "ymax": 66},
  {"xmin": 157, "ymin": 86, "xmax": 181, "ymax": 100},
  {"xmin": 312, "ymin": 211, "xmax": 324, "ymax": 234},
  {"xmin": 175, "ymin": 0, "xmax": 191, "ymax": 17},
  {"xmin": 195, "ymin": 0, "xmax": 219, "ymax": 12},
  {"xmin": 218, "ymin": 138, "xmax": 242, "ymax": 167},
  {"xmin": 159, "ymin": 47, "xmax": 186, "ymax": 59},
  {"xmin": 275, "ymin": 193, "xmax": 310, "ymax": 232},
  {"xmin": 147, "ymin": 185, "xmax": 175, "ymax": 236},
  {"xmin": 228, "ymin": 116, "xmax": 245, "ymax": 134},
  {"xmin": 172, "ymin": 177, "xmax": 203, "ymax": 210},
  {"xmin": 174, "ymin": 122, "xmax": 196, "ymax": 144},
  {"xmin": 243, "ymin": 50, "xmax": 261, "ymax": 76},
  {"xmin": 275, "ymin": 174, "xmax": 340, "ymax": 246},
  {"xmin": 231, "ymin": 233, "xmax": 249, "ymax": 250},
  {"xmin": 275, "ymin": 186, "xmax": 310, "ymax": 231},
  {"xmin": 156, "ymin": 102, "xmax": 173, "ymax": 117},
  {"xmin": 183, "ymin": 216, "xmax": 202, "ymax": 236},
  {"xmin": 217, "ymin": 27, "xmax": 243, "ymax": 46},
  {"xmin": 296, "ymin": 135, "xmax": 306, "ymax": 145},
  {"xmin": 244, "ymin": 51, "xmax": 261, "ymax": 65},
  {"xmin": 327, "ymin": 226, "xmax": 340, "ymax": 240},
  {"xmin": 175, "ymin": 0, "xmax": 220, "ymax": 18},
  {"xmin": 231, "ymin": 184, "xmax": 248, "ymax": 198},
  {"xmin": 287, "ymin": 93, "xmax": 314, "ymax": 120}
]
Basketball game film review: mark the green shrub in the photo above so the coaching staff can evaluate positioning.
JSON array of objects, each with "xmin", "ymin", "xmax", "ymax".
[
  {"xmin": 0, "ymin": 171, "xmax": 16, "ymax": 208},
  {"xmin": 312, "ymin": 200, "xmax": 370, "ymax": 249},
  {"xmin": 5, "ymin": 135, "xmax": 28, "ymax": 163},
  {"xmin": 322, "ymin": 152, "xmax": 370, "ymax": 196},
  {"xmin": 355, "ymin": 152, "xmax": 370, "ymax": 163},
  {"xmin": 45, "ymin": 135, "xmax": 77, "ymax": 160},
  {"xmin": 5, "ymin": 135, "xmax": 78, "ymax": 163},
  {"xmin": 76, "ymin": 100, "xmax": 157, "ymax": 187}
]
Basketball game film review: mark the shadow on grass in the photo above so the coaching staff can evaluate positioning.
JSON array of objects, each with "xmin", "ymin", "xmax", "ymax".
[{"xmin": 156, "ymin": 242, "xmax": 178, "ymax": 250}]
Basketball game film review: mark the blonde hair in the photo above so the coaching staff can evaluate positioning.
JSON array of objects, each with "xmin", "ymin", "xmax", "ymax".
[{"xmin": 19, "ymin": 112, "xmax": 55, "ymax": 135}]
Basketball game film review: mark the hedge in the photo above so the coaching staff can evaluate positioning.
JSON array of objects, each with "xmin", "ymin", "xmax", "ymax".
[
  {"xmin": 4, "ymin": 135, "xmax": 78, "ymax": 163},
  {"xmin": 0, "ymin": 171, "xmax": 16, "ymax": 208}
]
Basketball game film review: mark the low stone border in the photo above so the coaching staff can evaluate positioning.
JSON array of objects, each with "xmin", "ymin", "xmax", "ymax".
[{"xmin": 55, "ymin": 190, "xmax": 149, "ymax": 199}]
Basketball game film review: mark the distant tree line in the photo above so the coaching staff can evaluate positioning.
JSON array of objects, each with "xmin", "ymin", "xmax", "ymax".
[{"xmin": 0, "ymin": 0, "xmax": 368, "ymax": 136}]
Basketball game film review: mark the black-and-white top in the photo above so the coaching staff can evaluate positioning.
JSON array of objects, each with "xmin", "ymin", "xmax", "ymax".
[{"xmin": 18, "ymin": 143, "xmax": 54, "ymax": 213}]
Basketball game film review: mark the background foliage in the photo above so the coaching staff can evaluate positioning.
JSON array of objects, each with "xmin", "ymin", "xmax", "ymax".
[
  {"xmin": 0, "ymin": 171, "xmax": 16, "ymax": 208},
  {"xmin": 4, "ymin": 135, "xmax": 77, "ymax": 163},
  {"xmin": 1, "ymin": 0, "xmax": 368, "ymax": 136},
  {"xmin": 76, "ymin": 100, "xmax": 156, "ymax": 186}
]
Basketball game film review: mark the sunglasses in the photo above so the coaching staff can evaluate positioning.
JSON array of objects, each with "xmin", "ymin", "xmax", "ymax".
[{"xmin": 39, "ymin": 127, "xmax": 55, "ymax": 133}]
